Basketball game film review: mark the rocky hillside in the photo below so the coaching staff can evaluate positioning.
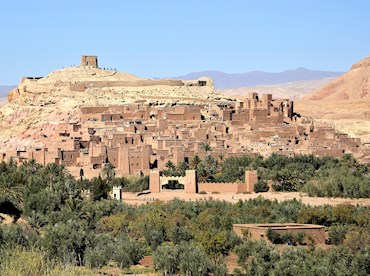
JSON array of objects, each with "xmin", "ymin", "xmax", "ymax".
[
  {"xmin": 0, "ymin": 65, "xmax": 219, "ymax": 150},
  {"xmin": 304, "ymin": 57, "xmax": 370, "ymax": 101},
  {"xmin": 8, "ymin": 66, "xmax": 218, "ymax": 107}
]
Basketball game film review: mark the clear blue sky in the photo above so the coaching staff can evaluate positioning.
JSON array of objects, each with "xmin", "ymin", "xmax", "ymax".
[{"xmin": 1, "ymin": 0, "xmax": 370, "ymax": 84}]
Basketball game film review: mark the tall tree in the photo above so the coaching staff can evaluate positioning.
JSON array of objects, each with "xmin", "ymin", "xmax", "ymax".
[{"xmin": 101, "ymin": 162, "xmax": 116, "ymax": 184}]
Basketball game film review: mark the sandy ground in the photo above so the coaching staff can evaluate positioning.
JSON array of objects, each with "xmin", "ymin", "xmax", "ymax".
[
  {"xmin": 122, "ymin": 191, "xmax": 370, "ymax": 207},
  {"xmin": 295, "ymin": 100, "xmax": 370, "ymax": 120}
]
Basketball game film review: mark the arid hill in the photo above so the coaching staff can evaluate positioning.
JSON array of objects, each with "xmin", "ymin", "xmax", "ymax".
[
  {"xmin": 7, "ymin": 66, "xmax": 217, "ymax": 107},
  {"xmin": 0, "ymin": 58, "xmax": 219, "ymax": 150},
  {"xmin": 296, "ymin": 57, "xmax": 370, "ymax": 144},
  {"xmin": 304, "ymin": 56, "xmax": 370, "ymax": 101}
]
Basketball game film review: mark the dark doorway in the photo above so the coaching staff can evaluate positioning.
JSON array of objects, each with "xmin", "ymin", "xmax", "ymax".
[{"xmin": 162, "ymin": 180, "xmax": 184, "ymax": 190}]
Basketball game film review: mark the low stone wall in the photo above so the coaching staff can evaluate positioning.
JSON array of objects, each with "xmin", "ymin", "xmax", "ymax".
[
  {"xmin": 198, "ymin": 182, "xmax": 240, "ymax": 193},
  {"xmin": 75, "ymin": 79, "xmax": 185, "ymax": 88}
]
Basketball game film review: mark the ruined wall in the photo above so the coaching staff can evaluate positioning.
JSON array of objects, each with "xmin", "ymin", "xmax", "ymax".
[{"xmin": 77, "ymin": 79, "xmax": 185, "ymax": 88}]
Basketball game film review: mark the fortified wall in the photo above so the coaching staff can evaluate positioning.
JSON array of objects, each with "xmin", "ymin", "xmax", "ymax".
[{"xmin": 149, "ymin": 170, "xmax": 258, "ymax": 194}]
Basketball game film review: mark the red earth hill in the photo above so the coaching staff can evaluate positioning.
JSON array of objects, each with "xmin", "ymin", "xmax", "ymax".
[{"xmin": 304, "ymin": 56, "xmax": 370, "ymax": 101}]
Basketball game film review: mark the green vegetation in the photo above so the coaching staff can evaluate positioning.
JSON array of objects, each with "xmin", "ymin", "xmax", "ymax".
[
  {"xmin": 234, "ymin": 240, "xmax": 370, "ymax": 276},
  {"xmin": 162, "ymin": 153, "xmax": 370, "ymax": 198},
  {"xmin": 266, "ymin": 228, "xmax": 306, "ymax": 245},
  {"xmin": 254, "ymin": 179, "xmax": 269, "ymax": 193},
  {"xmin": 0, "ymin": 155, "xmax": 369, "ymax": 275}
]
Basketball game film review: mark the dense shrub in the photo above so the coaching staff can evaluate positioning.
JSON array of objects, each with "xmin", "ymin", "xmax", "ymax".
[
  {"xmin": 235, "ymin": 239, "xmax": 370, "ymax": 276},
  {"xmin": 41, "ymin": 220, "xmax": 93, "ymax": 265},
  {"xmin": 154, "ymin": 242, "xmax": 226, "ymax": 276},
  {"xmin": 328, "ymin": 224, "xmax": 348, "ymax": 245},
  {"xmin": 0, "ymin": 223, "xmax": 37, "ymax": 249},
  {"xmin": 254, "ymin": 179, "xmax": 269, "ymax": 193},
  {"xmin": 0, "ymin": 158, "xmax": 369, "ymax": 274}
]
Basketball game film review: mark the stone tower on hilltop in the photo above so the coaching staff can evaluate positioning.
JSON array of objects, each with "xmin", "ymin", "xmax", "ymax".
[{"xmin": 81, "ymin": 55, "xmax": 98, "ymax": 68}]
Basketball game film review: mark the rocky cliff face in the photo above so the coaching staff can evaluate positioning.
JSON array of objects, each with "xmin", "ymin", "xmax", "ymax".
[{"xmin": 304, "ymin": 57, "xmax": 370, "ymax": 101}]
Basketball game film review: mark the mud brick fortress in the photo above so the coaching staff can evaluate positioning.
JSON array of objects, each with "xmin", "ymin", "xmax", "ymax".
[{"xmin": 1, "ymin": 56, "xmax": 368, "ymax": 187}]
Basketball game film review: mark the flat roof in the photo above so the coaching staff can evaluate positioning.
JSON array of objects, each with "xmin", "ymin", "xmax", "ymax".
[{"xmin": 233, "ymin": 223, "xmax": 325, "ymax": 230}]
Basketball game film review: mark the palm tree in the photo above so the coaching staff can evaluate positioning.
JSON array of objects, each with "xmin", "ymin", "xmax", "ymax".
[
  {"xmin": 176, "ymin": 161, "xmax": 189, "ymax": 176},
  {"xmin": 43, "ymin": 163, "xmax": 67, "ymax": 191},
  {"xmin": 201, "ymin": 143, "xmax": 212, "ymax": 153},
  {"xmin": 0, "ymin": 173, "xmax": 24, "ymax": 207},
  {"xmin": 165, "ymin": 160, "xmax": 176, "ymax": 171},
  {"xmin": 189, "ymin": 155, "xmax": 201, "ymax": 170},
  {"xmin": 196, "ymin": 163, "xmax": 208, "ymax": 183},
  {"xmin": 218, "ymin": 154, "xmax": 224, "ymax": 164},
  {"xmin": 20, "ymin": 159, "xmax": 41, "ymax": 175}
]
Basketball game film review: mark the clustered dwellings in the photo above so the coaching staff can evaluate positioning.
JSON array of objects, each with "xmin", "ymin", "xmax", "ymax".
[
  {"xmin": 0, "ymin": 93, "xmax": 365, "ymax": 179},
  {"xmin": 209, "ymin": 92, "xmax": 292, "ymax": 125},
  {"xmin": 295, "ymin": 126, "xmax": 362, "ymax": 158}
]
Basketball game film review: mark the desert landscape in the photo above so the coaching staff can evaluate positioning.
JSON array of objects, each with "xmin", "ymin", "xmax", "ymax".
[
  {"xmin": 0, "ymin": 55, "xmax": 369, "ymax": 275},
  {"xmin": 1, "ymin": 2, "xmax": 370, "ymax": 275},
  {"xmin": 294, "ymin": 57, "xmax": 370, "ymax": 146}
]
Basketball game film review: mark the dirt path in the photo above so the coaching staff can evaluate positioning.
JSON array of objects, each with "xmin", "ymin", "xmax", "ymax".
[{"xmin": 122, "ymin": 191, "xmax": 370, "ymax": 207}]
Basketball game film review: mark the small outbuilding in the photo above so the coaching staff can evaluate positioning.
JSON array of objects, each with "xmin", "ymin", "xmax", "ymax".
[{"xmin": 233, "ymin": 223, "xmax": 327, "ymax": 244}]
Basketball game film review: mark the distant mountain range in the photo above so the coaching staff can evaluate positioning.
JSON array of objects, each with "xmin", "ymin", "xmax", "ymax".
[
  {"xmin": 1, "ymin": 68, "xmax": 344, "ymax": 96},
  {"xmin": 220, "ymin": 78, "xmax": 337, "ymax": 100},
  {"xmin": 174, "ymin": 68, "xmax": 344, "ymax": 89}
]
